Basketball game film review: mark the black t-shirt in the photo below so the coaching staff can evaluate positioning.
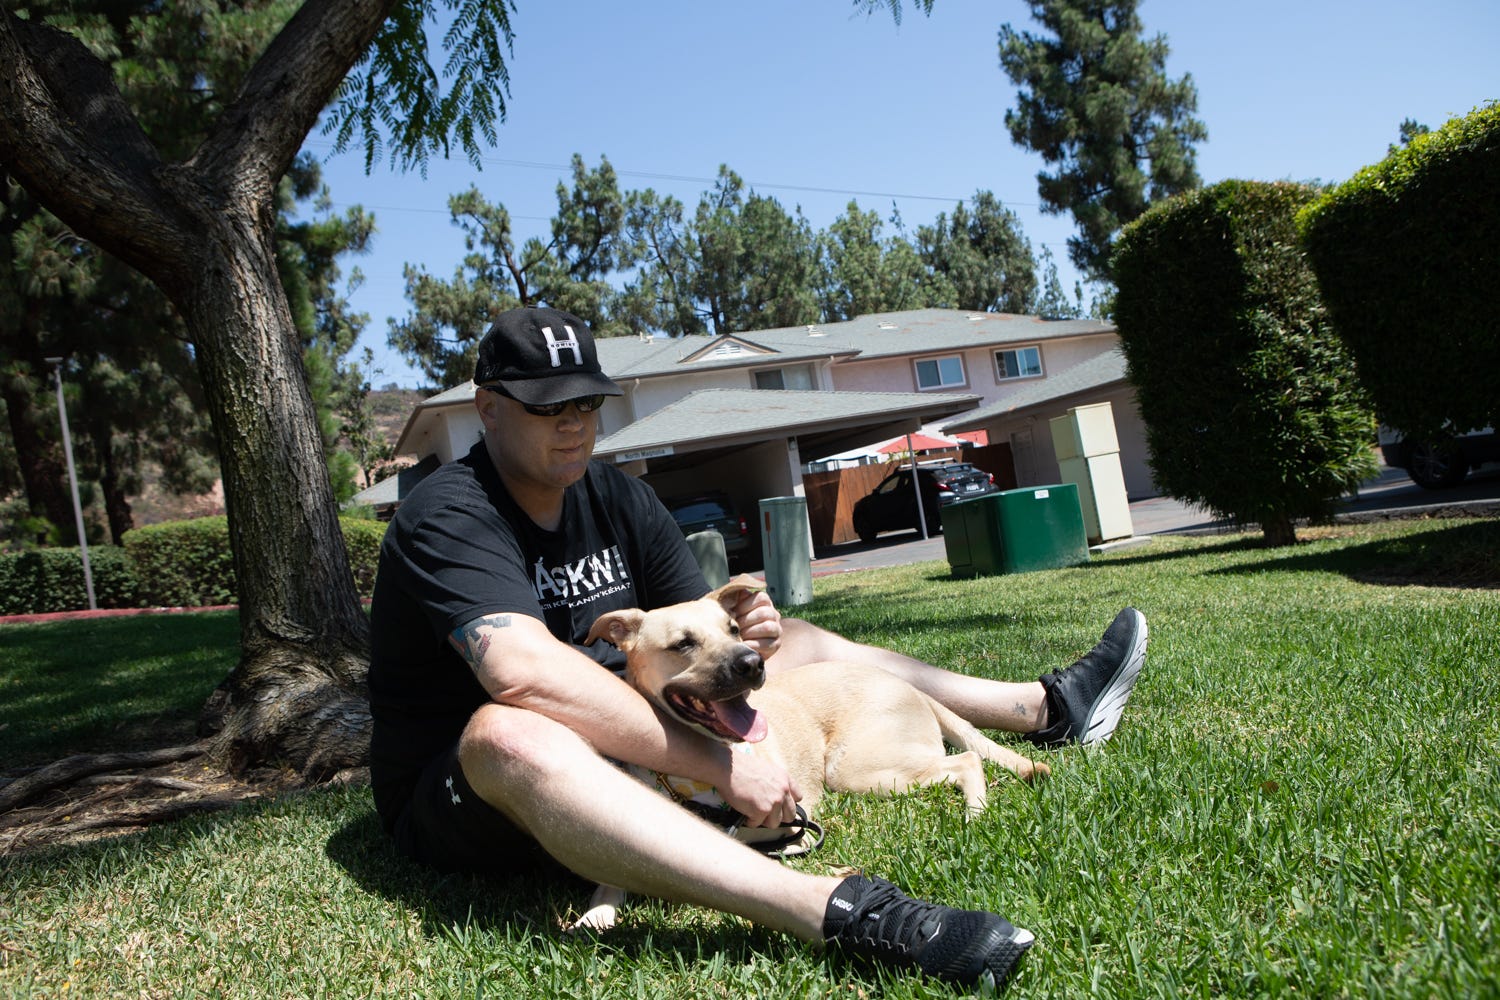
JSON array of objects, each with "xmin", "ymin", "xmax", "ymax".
[{"xmin": 367, "ymin": 440, "xmax": 708, "ymax": 829}]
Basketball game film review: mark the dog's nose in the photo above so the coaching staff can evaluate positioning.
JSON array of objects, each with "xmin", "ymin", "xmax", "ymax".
[{"xmin": 730, "ymin": 647, "xmax": 765, "ymax": 687}]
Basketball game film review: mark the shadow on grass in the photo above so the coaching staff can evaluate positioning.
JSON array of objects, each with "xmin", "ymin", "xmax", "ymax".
[
  {"xmin": 0, "ymin": 611, "xmax": 238, "ymax": 767},
  {"xmin": 1198, "ymin": 519, "xmax": 1500, "ymax": 588},
  {"xmin": 323, "ymin": 806, "xmax": 784, "ymax": 963}
]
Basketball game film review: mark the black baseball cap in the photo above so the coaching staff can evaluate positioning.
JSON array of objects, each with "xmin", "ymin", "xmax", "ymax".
[{"xmin": 473, "ymin": 306, "xmax": 623, "ymax": 405}]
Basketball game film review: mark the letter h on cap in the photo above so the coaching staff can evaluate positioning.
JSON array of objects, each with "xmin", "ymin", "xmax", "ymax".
[{"xmin": 541, "ymin": 325, "xmax": 582, "ymax": 368}]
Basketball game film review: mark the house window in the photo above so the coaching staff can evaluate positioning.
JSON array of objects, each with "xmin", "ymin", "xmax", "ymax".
[
  {"xmin": 995, "ymin": 345, "xmax": 1043, "ymax": 381},
  {"xmin": 914, "ymin": 355, "xmax": 966, "ymax": 390},
  {"xmin": 754, "ymin": 365, "xmax": 815, "ymax": 390}
]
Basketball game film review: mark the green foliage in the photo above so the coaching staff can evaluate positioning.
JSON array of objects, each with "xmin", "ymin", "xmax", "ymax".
[
  {"xmin": 123, "ymin": 516, "xmax": 239, "ymax": 608},
  {"xmin": 915, "ymin": 191, "xmax": 1037, "ymax": 312},
  {"xmin": 324, "ymin": 0, "xmax": 518, "ymax": 174},
  {"xmin": 0, "ymin": 545, "xmax": 140, "ymax": 615},
  {"xmin": 999, "ymin": 0, "xmax": 1206, "ymax": 283},
  {"xmin": 391, "ymin": 164, "xmax": 1048, "ymax": 373},
  {"xmin": 688, "ymin": 167, "xmax": 821, "ymax": 334},
  {"xmin": 1113, "ymin": 180, "xmax": 1378, "ymax": 546},
  {"xmin": 118, "ymin": 514, "xmax": 387, "ymax": 609},
  {"xmin": 340, "ymin": 516, "xmax": 388, "ymax": 599},
  {"xmin": 1298, "ymin": 102, "xmax": 1500, "ymax": 442}
]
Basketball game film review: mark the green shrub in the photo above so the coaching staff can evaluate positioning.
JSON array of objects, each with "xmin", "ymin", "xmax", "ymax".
[
  {"xmin": 1113, "ymin": 179, "xmax": 1378, "ymax": 546},
  {"xmin": 123, "ymin": 516, "xmax": 237, "ymax": 608},
  {"xmin": 1299, "ymin": 102, "xmax": 1500, "ymax": 440},
  {"xmin": 341, "ymin": 516, "xmax": 387, "ymax": 601},
  {"xmin": 0, "ymin": 546, "xmax": 141, "ymax": 615},
  {"xmin": 119, "ymin": 514, "xmax": 385, "ymax": 608}
]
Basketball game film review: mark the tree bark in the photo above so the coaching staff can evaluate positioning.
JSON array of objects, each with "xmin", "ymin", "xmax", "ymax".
[
  {"xmin": 0, "ymin": 0, "xmax": 397, "ymax": 777},
  {"xmin": 1261, "ymin": 513, "xmax": 1298, "ymax": 548},
  {"xmin": 0, "ymin": 362, "xmax": 74, "ymax": 540}
]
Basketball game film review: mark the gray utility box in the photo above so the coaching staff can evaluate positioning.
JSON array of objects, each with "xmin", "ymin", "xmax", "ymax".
[
  {"xmin": 685, "ymin": 529, "xmax": 729, "ymax": 589},
  {"xmin": 758, "ymin": 496, "xmax": 814, "ymax": 606}
]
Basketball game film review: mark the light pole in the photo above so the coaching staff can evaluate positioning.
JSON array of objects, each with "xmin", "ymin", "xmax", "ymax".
[{"xmin": 44, "ymin": 357, "xmax": 96, "ymax": 610}]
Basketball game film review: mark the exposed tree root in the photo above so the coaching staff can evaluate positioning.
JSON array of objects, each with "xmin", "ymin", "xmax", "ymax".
[
  {"xmin": 0, "ymin": 745, "xmax": 303, "ymax": 856},
  {"xmin": 0, "ymin": 745, "xmax": 206, "ymax": 813}
]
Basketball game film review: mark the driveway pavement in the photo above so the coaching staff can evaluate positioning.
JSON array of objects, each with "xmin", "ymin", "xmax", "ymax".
[{"xmin": 805, "ymin": 463, "xmax": 1500, "ymax": 577}]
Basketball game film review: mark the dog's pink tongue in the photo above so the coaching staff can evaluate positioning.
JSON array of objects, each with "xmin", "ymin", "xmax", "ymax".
[{"xmin": 712, "ymin": 697, "xmax": 768, "ymax": 743}]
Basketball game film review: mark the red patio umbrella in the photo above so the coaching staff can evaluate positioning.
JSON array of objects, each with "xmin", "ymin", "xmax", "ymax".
[{"xmin": 876, "ymin": 432, "xmax": 959, "ymax": 455}]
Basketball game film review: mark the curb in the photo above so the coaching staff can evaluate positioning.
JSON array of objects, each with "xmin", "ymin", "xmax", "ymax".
[{"xmin": 0, "ymin": 604, "xmax": 237, "ymax": 626}]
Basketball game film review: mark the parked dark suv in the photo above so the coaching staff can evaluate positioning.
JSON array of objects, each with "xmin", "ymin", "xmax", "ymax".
[
  {"xmin": 1379, "ymin": 425, "xmax": 1499, "ymax": 489},
  {"xmin": 851, "ymin": 461, "xmax": 997, "ymax": 542},
  {"xmin": 662, "ymin": 492, "xmax": 752, "ymax": 561}
]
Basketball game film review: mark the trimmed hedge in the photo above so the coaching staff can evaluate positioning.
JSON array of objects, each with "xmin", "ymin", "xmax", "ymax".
[
  {"xmin": 1113, "ymin": 179, "xmax": 1378, "ymax": 546},
  {"xmin": 122, "ymin": 515, "xmax": 387, "ymax": 608},
  {"xmin": 0, "ymin": 515, "xmax": 388, "ymax": 616},
  {"xmin": 123, "ymin": 516, "xmax": 238, "ymax": 608},
  {"xmin": 1298, "ymin": 102, "xmax": 1500, "ymax": 440},
  {"xmin": 0, "ymin": 546, "xmax": 143, "ymax": 616}
]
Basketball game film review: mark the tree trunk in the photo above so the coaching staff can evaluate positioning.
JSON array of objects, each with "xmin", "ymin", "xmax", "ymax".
[
  {"xmin": 168, "ymin": 188, "xmax": 373, "ymax": 779},
  {"xmin": 0, "ymin": 2, "xmax": 396, "ymax": 780},
  {"xmin": 85, "ymin": 406, "xmax": 133, "ymax": 545},
  {"xmin": 0, "ymin": 361, "xmax": 74, "ymax": 541},
  {"xmin": 1261, "ymin": 513, "xmax": 1298, "ymax": 548}
]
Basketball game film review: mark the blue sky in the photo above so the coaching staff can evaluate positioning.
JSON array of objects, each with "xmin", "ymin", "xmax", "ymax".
[{"xmin": 302, "ymin": 0, "xmax": 1499, "ymax": 389}]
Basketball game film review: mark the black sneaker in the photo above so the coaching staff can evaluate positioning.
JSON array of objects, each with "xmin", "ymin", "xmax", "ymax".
[
  {"xmin": 822, "ymin": 874, "xmax": 1034, "ymax": 991},
  {"xmin": 1026, "ymin": 607, "xmax": 1148, "ymax": 748}
]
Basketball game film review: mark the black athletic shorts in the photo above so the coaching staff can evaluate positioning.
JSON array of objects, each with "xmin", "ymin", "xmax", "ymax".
[{"xmin": 389, "ymin": 742, "xmax": 567, "ymax": 878}]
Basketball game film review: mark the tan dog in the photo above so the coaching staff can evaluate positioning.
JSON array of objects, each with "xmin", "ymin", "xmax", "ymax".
[{"xmin": 569, "ymin": 575, "xmax": 1047, "ymax": 931}]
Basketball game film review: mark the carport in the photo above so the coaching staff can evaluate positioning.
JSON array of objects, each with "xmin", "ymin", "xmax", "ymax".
[{"xmin": 595, "ymin": 387, "xmax": 980, "ymax": 547}]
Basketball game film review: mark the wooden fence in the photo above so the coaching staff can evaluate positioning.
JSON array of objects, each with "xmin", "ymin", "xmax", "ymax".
[{"xmin": 802, "ymin": 443, "xmax": 1015, "ymax": 547}]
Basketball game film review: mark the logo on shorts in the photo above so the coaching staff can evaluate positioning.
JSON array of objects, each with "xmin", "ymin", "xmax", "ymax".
[{"xmin": 445, "ymin": 775, "xmax": 462, "ymax": 806}]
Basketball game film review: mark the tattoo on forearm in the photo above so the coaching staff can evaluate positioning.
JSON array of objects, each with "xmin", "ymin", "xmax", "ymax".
[{"xmin": 450, "ymin": 614, "xmax": 511, "ymax": 672}]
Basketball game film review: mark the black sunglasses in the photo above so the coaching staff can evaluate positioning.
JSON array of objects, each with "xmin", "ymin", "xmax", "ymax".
[{"xmin": 481, "ymin": 384, "xmax": 606, "ymax": 417}]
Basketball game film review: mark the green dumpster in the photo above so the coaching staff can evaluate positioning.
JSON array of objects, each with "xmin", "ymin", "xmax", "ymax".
[{"xmin": 941, "ymin": 483, "xmax": 1090, "ymax": 578}]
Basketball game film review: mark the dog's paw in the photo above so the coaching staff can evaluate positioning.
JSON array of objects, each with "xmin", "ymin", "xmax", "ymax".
[{"xmin": 565, "ymin": 905, "xmax": 619, "ymax": 935}]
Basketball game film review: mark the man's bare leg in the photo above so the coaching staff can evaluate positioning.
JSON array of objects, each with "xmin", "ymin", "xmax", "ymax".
[
  {"xmin": 454, "ymin": 702, "xmax": 1034, "ymax": 989},
  {"xmin": 770, "ymin": 618, "xmax": 1050, "ymax": 732},
  {"xmin": 771, "ymin": 608, "xmax": 1150, "ymax": 748},
  {"xmin": 458, "ymin": 702, "xmax": 835, "ymax": 939}
]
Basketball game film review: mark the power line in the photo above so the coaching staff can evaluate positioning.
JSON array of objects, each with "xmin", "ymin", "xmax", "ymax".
[{"xmin": 302, "ymin": 141, "xmax": 1045, "ymax": 212}]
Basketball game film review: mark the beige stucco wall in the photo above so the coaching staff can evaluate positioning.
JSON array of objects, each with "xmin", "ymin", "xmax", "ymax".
[
  {"xmin": 982, "ymin": 386, "xmax": 1157, "ymax": 499},
  {"xmin": 827, "ymin": 333, "xmax": 1119, "ymax": 409}
]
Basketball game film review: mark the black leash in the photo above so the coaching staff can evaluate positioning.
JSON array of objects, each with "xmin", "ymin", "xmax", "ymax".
[{"xmin": 682, "ymin": 800, "xmax": 825, "ymax": 857}]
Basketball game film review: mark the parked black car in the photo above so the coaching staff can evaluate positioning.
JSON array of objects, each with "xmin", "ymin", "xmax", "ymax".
[
  {"xmin": 851, "ymin": 461, "xmax": 997, "ymax": 543},
  {"xmin": 1378, "ymin": 425, "xmax": 1499, "ymax": 489},
  {"xmin": 662, "ymin": 492, "xmax": 752, "ymax": 560}
]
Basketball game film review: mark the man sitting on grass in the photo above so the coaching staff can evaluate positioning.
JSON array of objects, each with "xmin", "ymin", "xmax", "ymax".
[{"xmin": 368, "ymin": 306, "xmax": 1149, "ymax": 992}]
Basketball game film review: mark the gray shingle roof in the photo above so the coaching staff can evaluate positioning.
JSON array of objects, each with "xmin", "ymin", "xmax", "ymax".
[
  {"xmin": 593, "ymin": 309, "xmax": 1115, "ymax": 380},
  {"xmin": 595, "ymin": 388, "xmax": 978, "ymax": 458}
]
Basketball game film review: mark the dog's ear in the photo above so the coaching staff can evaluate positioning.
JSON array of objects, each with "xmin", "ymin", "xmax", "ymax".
[
  {"xmin": 707, "ymin": 573, "xmax": 766, "ymax": 614},
  {"xmin": 586, "ymin": 608, "xmax": 646, "ymax": 649}
]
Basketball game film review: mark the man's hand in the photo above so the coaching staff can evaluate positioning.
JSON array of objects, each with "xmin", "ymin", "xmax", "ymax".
[
  {"xmin": 732, "ymin": 587, "xmax": 782, "ymax": 658},
  {"xmin": 719, "ymin": 744, "xmax": 800, "ymax": 828}
]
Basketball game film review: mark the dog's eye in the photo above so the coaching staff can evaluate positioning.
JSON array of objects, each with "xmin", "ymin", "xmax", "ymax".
[
  {"xmin": 670, "ymin": 636, "xmax": 698, "ymax": 654},
  {"xmin": 727, "ymin": 622, "xmax": 741, "ymax": 637}
]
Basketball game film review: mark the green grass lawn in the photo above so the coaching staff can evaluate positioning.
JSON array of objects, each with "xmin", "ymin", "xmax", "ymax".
[{"xmin": 2, "ymin": 518, "xmax": 1498, "ymax": 998}]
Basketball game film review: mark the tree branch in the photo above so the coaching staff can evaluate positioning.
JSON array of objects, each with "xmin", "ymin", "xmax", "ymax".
[
  {"xmin": 194, "ymin": 0, "xmax": 400, "ymax": 193},
  {"xmin": 0, "ymin": 13, "xmax": 192, "ymax": 276}
]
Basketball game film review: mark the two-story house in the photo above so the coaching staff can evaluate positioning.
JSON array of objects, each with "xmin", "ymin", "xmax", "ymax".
[{"xmin": 354, "ymin": 309, "xmax": 1152, "ymax": 531}]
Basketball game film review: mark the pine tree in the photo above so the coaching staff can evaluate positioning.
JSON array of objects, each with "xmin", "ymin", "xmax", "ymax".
[{"xmin": 999, "ymin": 0, "xmax": 1206, "ymax": 283}]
